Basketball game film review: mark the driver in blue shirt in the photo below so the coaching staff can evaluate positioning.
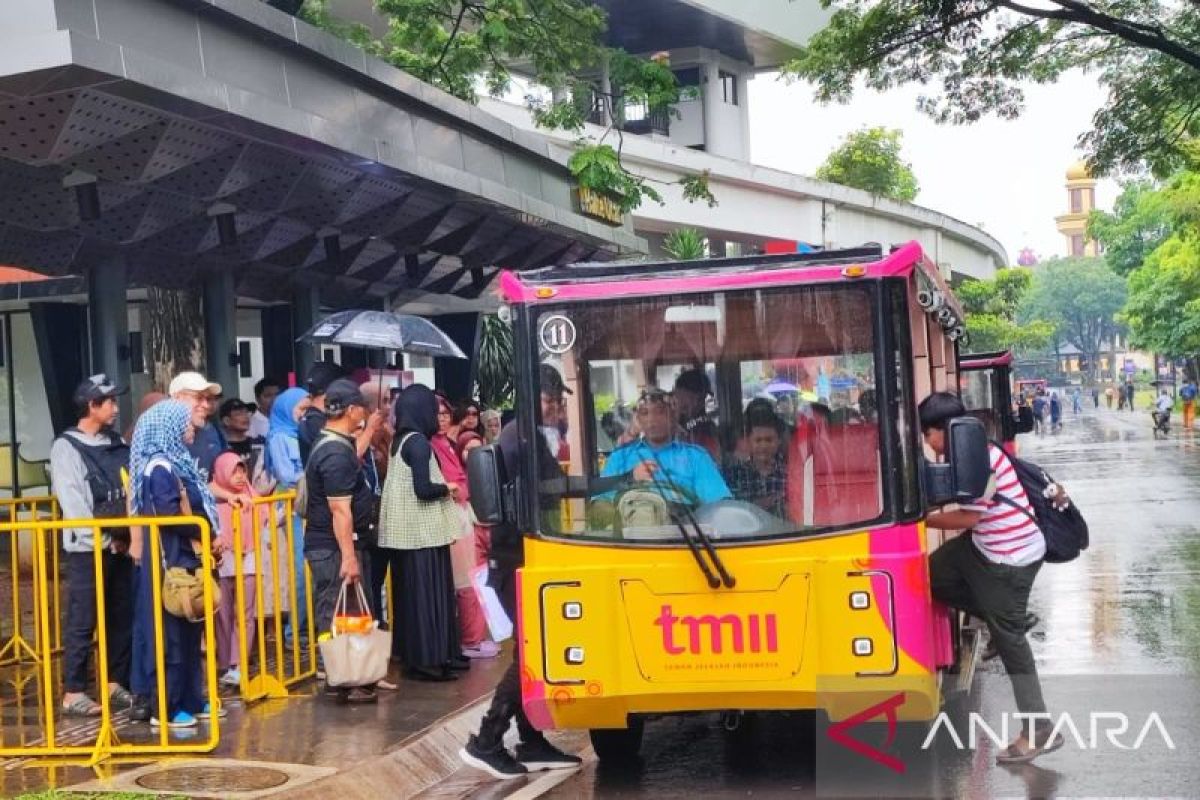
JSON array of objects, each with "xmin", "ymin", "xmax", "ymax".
[{"xmin": 600, "ymin": 388, "xmax": 732, "ymax": 506}]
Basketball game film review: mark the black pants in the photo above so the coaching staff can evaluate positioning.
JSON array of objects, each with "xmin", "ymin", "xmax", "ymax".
[
  {"xmin": 306, "ymin": 547, "xmax": 373, "ymax": 638},
  {"xmin": 370, "ymin": 546, "xmax": 404, "ymax": 659},
  {"xmin": 475, "ymin": 566, "xmax": 545, "ymax": 750},
  {"xmin": 930, "ymin": 535, "xmax": 1046, "ymax": 729},
  {"xmin": 63, "ymin": 549, "xmax": 133, "ymax": 693}
]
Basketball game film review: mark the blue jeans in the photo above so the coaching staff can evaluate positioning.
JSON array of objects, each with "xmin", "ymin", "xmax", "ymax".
[{"xmin": 284, "ymin": 511, "xmax": 308, "ymax": 642}]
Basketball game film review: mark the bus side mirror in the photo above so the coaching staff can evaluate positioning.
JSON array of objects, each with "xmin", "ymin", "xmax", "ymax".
[
  {"xmin": 922, "ymin": 416, "xmax": 991, "ymax": 506},
  {"xmin": 1014, "ymin": 405, "xmax": 1035, "ymax": 434},
  {"xmin": 466, "ymin": 444, "xmax": 506, "ymax": 526}
]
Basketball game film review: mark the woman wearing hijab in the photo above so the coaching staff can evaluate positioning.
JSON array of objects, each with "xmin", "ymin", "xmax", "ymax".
[
  {"xmin": 435, "ymin": 396, "xmax": 493, "ymax": 659},
  {"xmin": 264, "ymin": 386, "xmax": 310, "ymax": 641},
  {"xmin": 128, "ymin": 400, "xmax": 223, "ymax": 729},
  {"xmin": 212, "ymin": 452, "xmax": 263, "ymax": 689},
  {"xmin": 379, "ymin": 385, "xmax": 462, "ymax": 681}
]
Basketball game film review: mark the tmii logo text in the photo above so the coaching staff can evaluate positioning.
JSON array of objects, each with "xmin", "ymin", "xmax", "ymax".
[{"xmin": 654, "ymin": 604, "xmax": 779, "ymax": 655}]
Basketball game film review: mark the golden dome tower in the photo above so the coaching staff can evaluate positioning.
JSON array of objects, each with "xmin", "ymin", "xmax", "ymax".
[{"xmin": 1055, "ymin": 160, "xmax": 1099, "ymax": 257}]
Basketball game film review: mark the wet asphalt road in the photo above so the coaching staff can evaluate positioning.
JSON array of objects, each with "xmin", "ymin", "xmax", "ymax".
[{"xmin": 542, "ymin": 404, "xmax": 1200, "ymax": 799}]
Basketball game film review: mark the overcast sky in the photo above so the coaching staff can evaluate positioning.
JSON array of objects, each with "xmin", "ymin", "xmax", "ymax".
[{"xmin": 746, "ymin": 70, "xmax": 1121, "ymax": 264}]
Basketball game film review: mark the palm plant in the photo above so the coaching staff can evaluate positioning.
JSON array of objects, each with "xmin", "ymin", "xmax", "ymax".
[
  {"xmin": 476, "ymin": 313, "xmax": 515, "ymax": 409},
  {"xmin": 662, "ymin": 227, "xmax": 707, "ymax": 261}
]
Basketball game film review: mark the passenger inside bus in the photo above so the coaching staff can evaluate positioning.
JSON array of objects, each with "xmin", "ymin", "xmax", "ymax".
[
  {"xmin": 722, "ymin": 406, "xmax": 787, "ymax": 517},
  {"xmin": 672, "ymin": 369, "xmax": 720, "ymax": 461},
  {"xmin": 598, "ymin": 388, "xmax": 732, "ymax": 508}
]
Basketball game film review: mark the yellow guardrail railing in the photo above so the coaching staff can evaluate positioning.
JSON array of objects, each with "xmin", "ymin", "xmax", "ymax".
[
  {"xmin": 229, "ymin": 492, "xmax": 316, "ymax": 703},
  {"xmin": 0, "ymin": 495, "xmax": 61, "ymax": 666},
  {"xmin": 0, "ymin": 514, "xmax": 221, "ymax": 766}
]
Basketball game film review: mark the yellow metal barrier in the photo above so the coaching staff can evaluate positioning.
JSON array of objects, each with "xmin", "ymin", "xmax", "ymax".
[
  {"xmin": 230, "ymin": 492, "xmax": 316, "ymax": 703},
  {"xmin": 0, "ymin": 514, "xmax": 221, "ymax": 766},
  {"xmin": 0, "ymin": 495, "xmax": 60, "ymax": 666}
]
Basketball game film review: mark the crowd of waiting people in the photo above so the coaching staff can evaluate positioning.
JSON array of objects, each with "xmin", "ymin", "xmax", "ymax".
[{"xmin": 50, "ymin": 362, "xmax": 511, "ymax": 728}]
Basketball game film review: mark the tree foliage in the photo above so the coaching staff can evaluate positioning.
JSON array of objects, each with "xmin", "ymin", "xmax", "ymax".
[
  {"xmin": 959, "ymin": 268, "xmax": 1052, "ymax": 353},
  {"xmin": 815, "ymin": 127, "xmax": 919, "ymax": 201},
  {"xmin": 301, "ymin": 0, "xmax": 714, "ymax": 212},
  {"xmin": 1019, "ymin": 257, "xmax": 1127, "ymax": 379},
  {"xmin": 1089, "ymin": 180, "xmax": 1173, "ymax": 275},
  {"xmin": 784, "ymin": 1, "xmax": 1200, "ymax": 176},
  {"xmin": 1120, "ymin": 171, "xmax": 1200, "ymax": 355}
]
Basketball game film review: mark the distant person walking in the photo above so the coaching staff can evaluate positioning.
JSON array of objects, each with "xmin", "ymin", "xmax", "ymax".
[
  {"xmin": 1180, "ymin": 379, "xmax": 1197, "ymax": 429},
  {"xmin": 1125, "ymin": 380, "xmax": 1136, "ymax": 412},
  {"xmin": 1049, "ymin": 392, "xmax": 1062, "ymax": 433},
  {"xmin": 1031, "ymin": 391, "xmax": 1048, "ymax": 435},
  {"xmin": 1071, "ymin": 389, "xmax": 1082, "ymax": 415},
  {"xmin": 1105, "ymin": 386, "xmax": 1115, "ymax": 409},
  {"xmin": 1091, "ymin": 387, "xmax": 1100, "ymax": 409}
]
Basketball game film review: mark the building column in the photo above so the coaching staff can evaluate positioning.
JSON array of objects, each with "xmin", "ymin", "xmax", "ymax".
[
  {"xmin": 291, "ymin": 285, "xmax": 320, "ymax": 383},
  {"xmin": 701, "ymin": 58, "xmax": 721, "ymax": 154},
  {"xmin": 600, "ymin": 56, "xmax": 614, "ymax": 126},
  {"xmin": 87, "ymin": 255, "xmax": 132, "ymax": 421},
  {"xmin": 202, "ymin": 267, "xmax": 238, "ymax": 396}
]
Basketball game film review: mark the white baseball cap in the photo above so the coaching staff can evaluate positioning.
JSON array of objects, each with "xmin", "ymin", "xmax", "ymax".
[{"xmin": 168, "ymin": 371, "xmax": 222, "ymax": 397}]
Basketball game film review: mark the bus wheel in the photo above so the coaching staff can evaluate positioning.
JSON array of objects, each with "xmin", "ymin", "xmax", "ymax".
[{"xmin": 589, "ymin": 718, "xmax": 645, "ymax": 762}]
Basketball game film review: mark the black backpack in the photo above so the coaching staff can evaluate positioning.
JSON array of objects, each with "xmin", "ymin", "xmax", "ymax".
[
  {"xmin": 991, "ymin": 443, "xmax": 1089, "ymax": 563},
  {"xmin": 62, "ymin": 427, "xmax": 129, "ymax": 519}
]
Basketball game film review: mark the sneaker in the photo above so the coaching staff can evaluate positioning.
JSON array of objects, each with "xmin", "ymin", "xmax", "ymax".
[
  {"xmin": 220, "ymin": 669, "xmax": 242, "ymax": 688},
  {"xmin": 196, "ymin": 702, "xmax": 227, "ymax": 720},
  {"xmin": 463, "ymin": 641, "xmax": 501, "ymax": 659},
  {"xmin": 151, "ymin": 711, "xmax": 199, "ymax": 729},
  {"xmin": 460, "ymin": 735, "xmax": 528, "ymax": 779},
  {"xmin": 515, "ymin": 738, "xmax": 583, "ymax": 771},
  {"xmin": 108, "ymin": 685, "xmax": 135, "ymax": 710},
  {"xmin": 129, "ymin": 695, "xmax": 151, "ymax": 723}
]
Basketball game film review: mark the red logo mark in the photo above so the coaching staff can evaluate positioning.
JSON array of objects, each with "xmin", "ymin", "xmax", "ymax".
[
  {"xmin": 654, "ymin": 604, "xmax": 778, "ymax": 655},
  {"xmin": 825, "ymin": 692, "xmax": 907, "ymax": 774}
]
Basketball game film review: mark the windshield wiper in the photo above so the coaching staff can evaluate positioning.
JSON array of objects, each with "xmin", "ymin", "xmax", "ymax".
[{"xmin": 639, "ymin": 445, "xmax": 736, "ymax": 589}]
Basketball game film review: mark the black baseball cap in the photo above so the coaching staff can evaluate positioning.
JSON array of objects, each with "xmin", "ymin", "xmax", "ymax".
[
  {"xmin": 73, "ymin": 374, "xmax": 126, "ymax": 406},
  {"xmin": 305, "ymin": 360, "xmax": 348, "ymax": 396},
  {"xmin": 219, "ymin": 398, "xmax": 250, "ymax": 418},
  {"xmin": 539, "ymin": 364, "xmax": 573, "ymax": 397},
  {"xmin": 325, "ymin": 378, "xmax": 366, "ymax": 414}
]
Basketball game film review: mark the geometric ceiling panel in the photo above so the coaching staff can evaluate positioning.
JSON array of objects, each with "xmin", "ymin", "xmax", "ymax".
[
  {"xmin": 152, "ymin": 143, "xmax": 246, "ymax": 199},
  {"xmin": 284, "ymin": 161, "xmax": 364, "ymax": 228},
  {"xmin": 142, "ymin": 119, "xmax": 240, "ymax": 182},
  {"xmin": 453, "ymin": 267, "xmax": 501, "ymax": 300},
  {"xmin": 335, "ymin": 177, "xmax": 412, "ymax": 229},
  {"xmin": 217, "ymin": 142, "xmax": 310, "ymax": 212},
  {"xmin": 0, "ymin": 223, "xmax": 83, "ymax": 274},
  {"xmin": 0, "ymin": 92, "xmax": 78, "ymax": 163},
  {"xmin": 0, "ymin": 162, "xmax": 77, "ymax": 230},
  {"xmin": 82, "ymin": 190, "xmax": 152, "ymax": 243},
  {"xmin": 64, "ymin": 119, "xmax": 169, "ymax": 183},
  {"xmin": 48, "ymin": 90, "xmax": 164, "ymax": 163},
  {"xmin": 254, "ymin": 217, "xmax": 314, "ymax": 261},
  {"xmin": 130, "ymin": 190, "xmax": 205, "ymax": 241}
]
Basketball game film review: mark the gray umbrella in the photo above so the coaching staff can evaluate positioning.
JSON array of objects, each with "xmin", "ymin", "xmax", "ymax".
[{"xmin": 299, "ymin": 310, "xmax": 467, "ymax": 359}]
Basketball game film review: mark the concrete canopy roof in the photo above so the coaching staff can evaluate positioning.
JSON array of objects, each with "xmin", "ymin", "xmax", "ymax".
[{"xmin": 0, "ymin": 0, "xmax": 644, "ymax": 310}]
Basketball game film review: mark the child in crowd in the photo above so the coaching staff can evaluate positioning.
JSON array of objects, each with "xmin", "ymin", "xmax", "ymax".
[{"xmin": 212, "ymin": 452, "xmax": 263, "ymax": 688}]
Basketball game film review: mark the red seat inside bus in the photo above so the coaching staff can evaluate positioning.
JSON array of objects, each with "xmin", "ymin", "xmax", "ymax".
[{"xmin": 786, "ymin": 418, "xmax": 882, "ymax": 528}]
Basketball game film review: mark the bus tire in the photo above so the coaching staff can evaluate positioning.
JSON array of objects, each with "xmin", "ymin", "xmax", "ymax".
[{"xmin": 589, "ymin": 718, "xmax": 645, "ymax": 762}]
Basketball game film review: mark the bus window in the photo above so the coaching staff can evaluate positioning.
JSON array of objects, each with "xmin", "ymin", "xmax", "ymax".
[{"xmin": 529, "ymin": 284, "xmax": 895, "ymax": 544}]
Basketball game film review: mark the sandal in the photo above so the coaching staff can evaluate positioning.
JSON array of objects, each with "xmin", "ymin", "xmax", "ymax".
[
  {"xmin": 996, "ymin": 732, "xmax": 1064, "ymax": 764},
  {"xmin": 61, "ymin": 695, "xmax": 102, "ymax": 717}
]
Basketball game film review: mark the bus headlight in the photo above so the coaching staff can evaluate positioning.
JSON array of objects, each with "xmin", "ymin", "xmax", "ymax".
[
  {"xmin": 852, "ymin": 638, "xmax": 873, "ymax": 657},
  {"xmin": 849, "ymin": 591, "xmax": 870, "ymax": 610},
  {"xmin": 565, "ymin": 646, "xmax": 585, "ymax": 665},
  {"xmin": 563, "ymin": 602, "xmax": 583, "ymax": 620}
]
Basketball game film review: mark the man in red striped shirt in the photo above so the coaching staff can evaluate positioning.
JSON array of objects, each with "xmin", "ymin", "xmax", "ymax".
[{"xmin": 919, "ymin": 392, "xmax": 1061, "ymax": 765}]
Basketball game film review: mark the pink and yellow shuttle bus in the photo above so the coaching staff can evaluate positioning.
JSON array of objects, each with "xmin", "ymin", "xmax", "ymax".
[{"xmin": 469, "ymin": 242, "xmax": 990, "ymax": 761}]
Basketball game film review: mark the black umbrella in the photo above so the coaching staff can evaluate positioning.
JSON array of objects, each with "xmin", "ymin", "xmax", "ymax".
[{"xmin": 299, "ymin": 310, "xmax": 467, "ymax": 359}]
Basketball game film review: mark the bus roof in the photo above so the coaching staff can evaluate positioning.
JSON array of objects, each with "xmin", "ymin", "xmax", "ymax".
[
  {"xmin": 500, "ymin": 241, "xmax": 937, "ymax": 304},
  {"xmin": 960, "ymin": 350, "xmax": 1014, "ymax": 369}
]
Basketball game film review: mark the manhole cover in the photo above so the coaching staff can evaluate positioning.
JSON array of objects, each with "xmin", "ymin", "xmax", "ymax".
[{"xmin": 136, "ymin": 764, "xmax": 291, "ymax": 792}]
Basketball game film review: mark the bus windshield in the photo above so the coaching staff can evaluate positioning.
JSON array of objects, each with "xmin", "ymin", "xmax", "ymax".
[{"xmin": 528, "ymin": 283, "xmax": 897, "ymax": 545}]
